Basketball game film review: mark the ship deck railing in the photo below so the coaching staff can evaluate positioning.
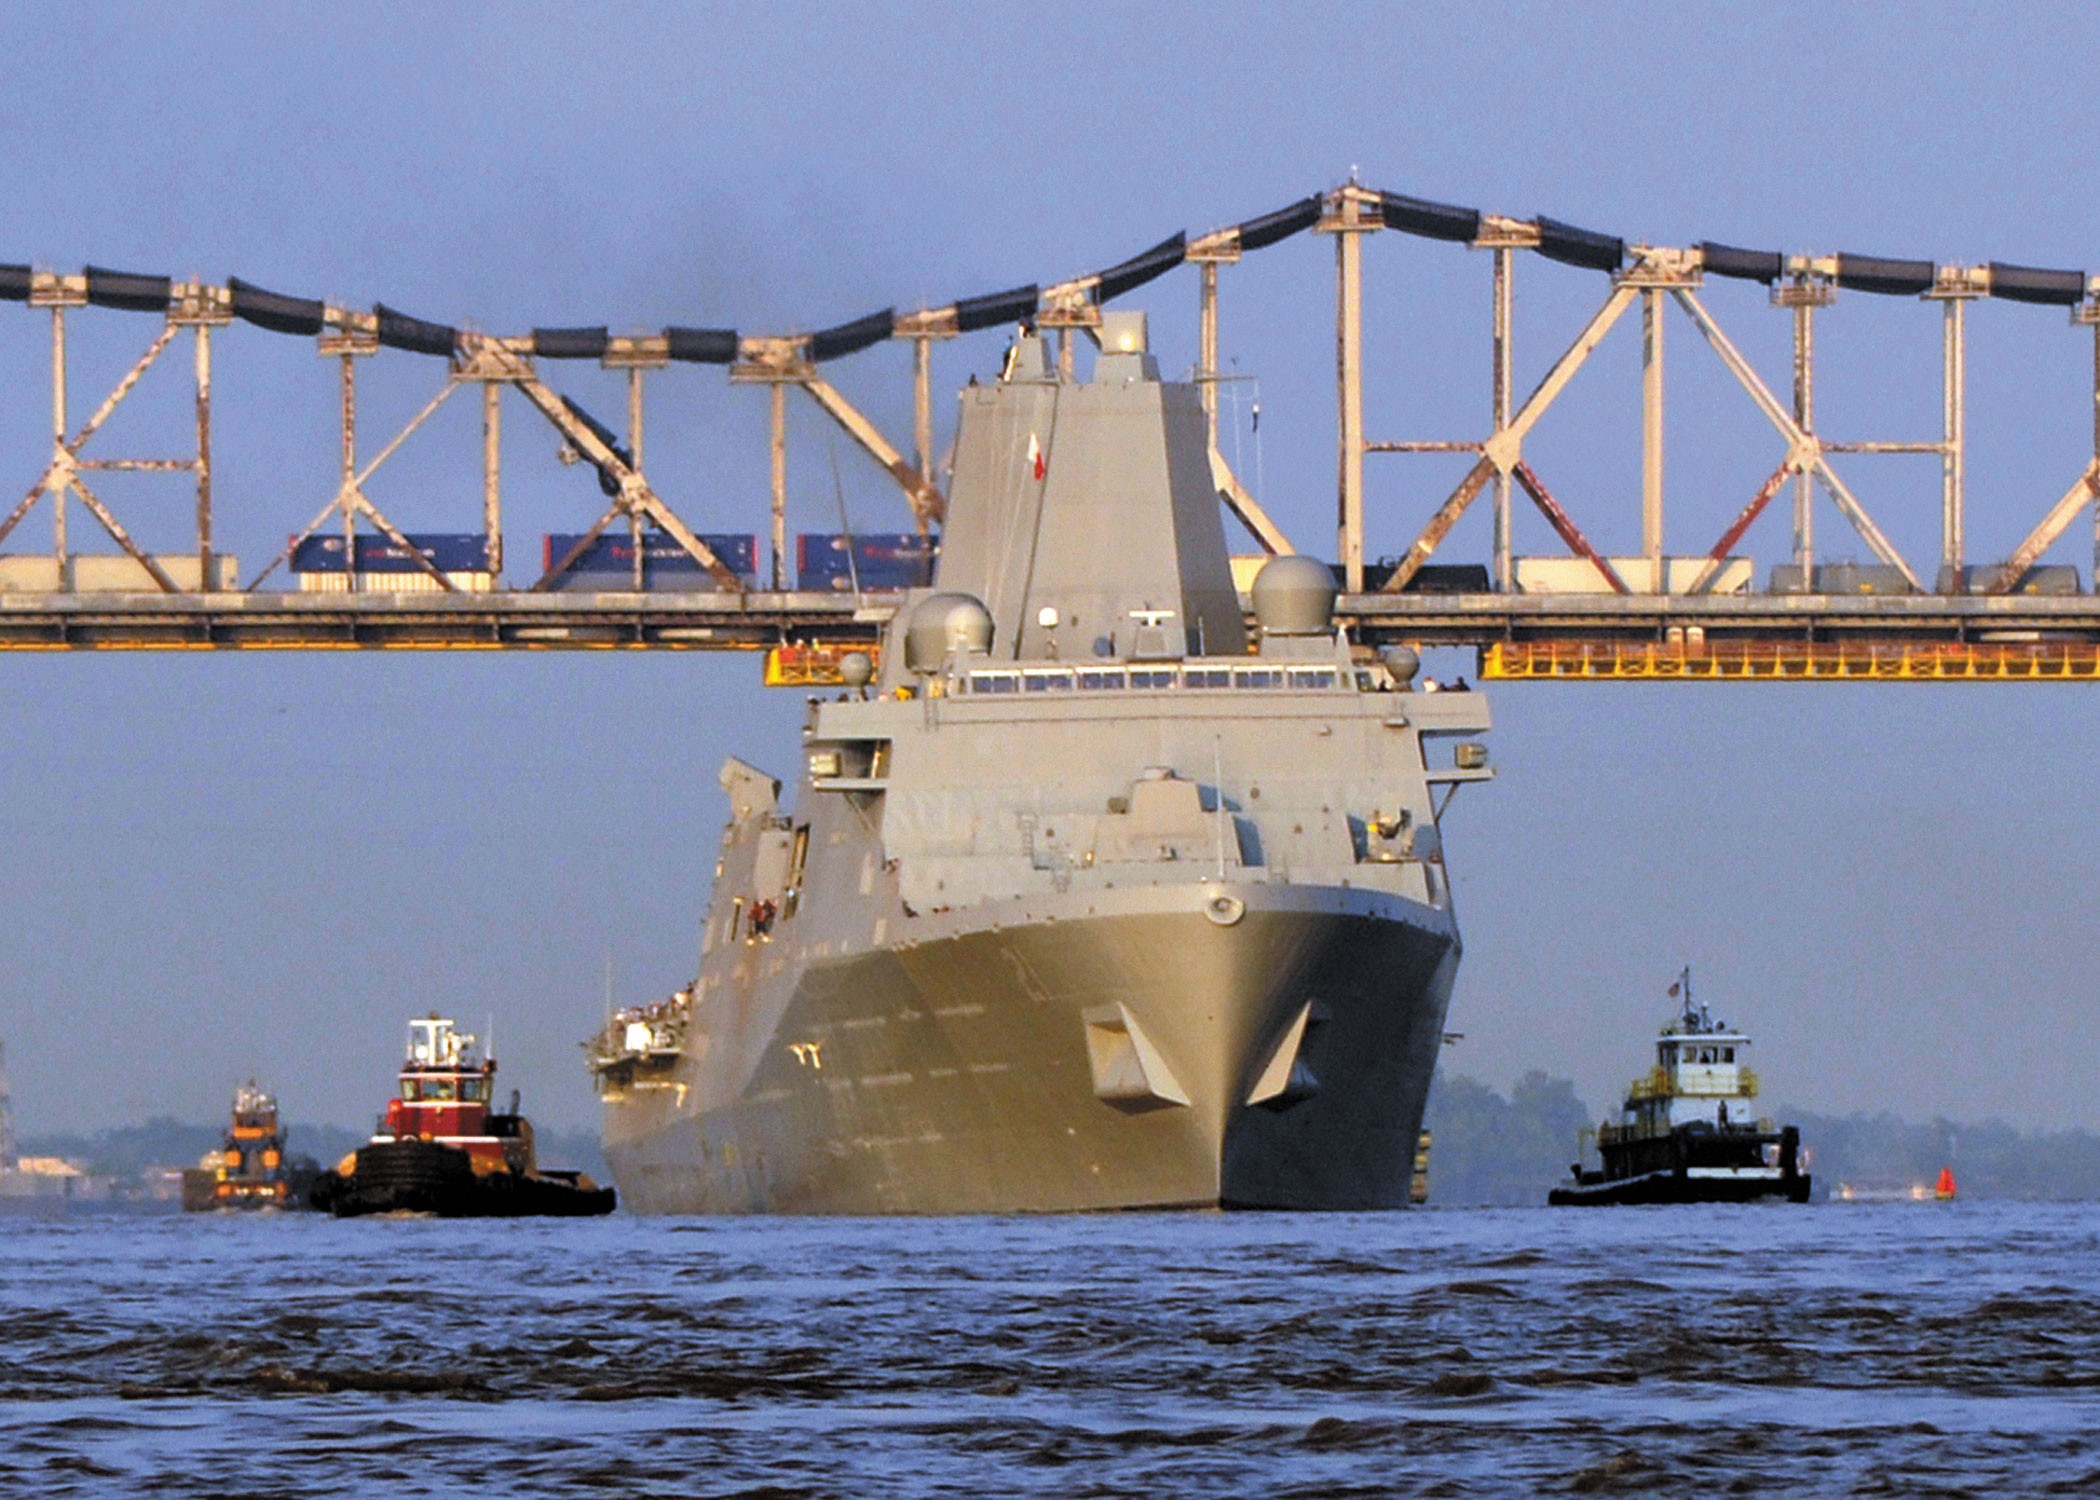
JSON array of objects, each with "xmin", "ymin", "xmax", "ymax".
[
  {"xmin": 1627, "ymin": 1066, "xmax": 1759, "ymax": 1101},
  {"xmin": 958, "ymin": 664, "xmax": 1365, "ymax": 695}
]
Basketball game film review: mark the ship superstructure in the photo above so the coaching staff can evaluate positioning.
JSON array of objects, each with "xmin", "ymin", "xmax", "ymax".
[
  {"xmin": 1550, "ymin": 970, "xmax": 1811, "ymax": 1205},
  {"xmin": 593, "ymin": 314, "xmax": 1491, "ymax": 1212}
]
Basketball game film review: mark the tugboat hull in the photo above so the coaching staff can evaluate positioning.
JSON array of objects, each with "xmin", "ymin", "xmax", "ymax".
[
  {"xmin": 312, "ymin": 1138, "xmax": 615, "ymax": 1218},
  {"xmin": 1548, "ymin": 1170, "xmax": 1814, "ymax": 1206},
  {"xmin": 1550, "ymin": 1123, "xmax": 1812, "ymax": 1207}
]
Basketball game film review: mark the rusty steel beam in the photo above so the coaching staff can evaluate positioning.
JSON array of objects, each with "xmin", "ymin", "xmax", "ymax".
[
  {"xmin": 1382, "ymin": 284, "xmax": 1638, "ymax": 594},
  {"xmin": 0, "ymin": 311, "xmax": 217, "ymax": 596},
  {"xmin": 1687, "ymin": 460, "xmax": 1795, "ymax": 594},
  {"xmin": 1990, "ymin": 460, "xmax": 2100, "ymax": 593},
  {"xmin": 912, "ymin": 335, "xmax": 933, "ymax": 485},
  {"xmin": 1210, "ymin": 447, "xmax": 1291, "ymax": 555},
  {"xmin": 453, "ymin": 336, "xmax": 741, "ymax": 592},
  {"xmin": 1511, "ymin": 462, "xmax": 1629, "ymax": 593},
  {"xmin": 49, "ymin": 303, "xmax": 67, "ymax": 580},
  {"xmin": 1671, "ymin": 287, "xmax": 1924, "ymax": 592},
  {"xmin": 627, "ymin": 366, "xmax": 646, "ymax": 475},
  {"xmin": 1642, "ymin": 288, "xmax": 1664, "ymax": 577},
  {"xmin": 795, "ymin": 374, "xmax": 945, "ymax": 531},
  {"xmin": 1199, "ymin": 260, "xmax": 1220, "ymax": 444},
  {"xmin": 482, "ymin": 380, "xmax": 502, "ymax": 578},
  {"xmin": 771, "ymin": 383, "xmax": 788, "ymax": 590},
  {"xmin": 0, "ymin": 321, "xmax": 182, "ymax": 554},
  {"xmin": 1492, "ymin": 246, "xmax": 1513, "ymax": 591},
  {"xmin": 249, "ymin": 348, "xmax": 460, "ymax": 593},
  {"xmin": 68, "ymin": 472, "xmax": 181, "ymax": 592},
  {"xmin": 537, "ymin": 507, "xmax": 624, "ymax": 593},
  {"xmin": 1381, "ymin": 456, "xmax": 1497, "ymax": 594},
  {"xmin": 195, "ymin": 324, "xmax": 214, "ymax": 586},
  {"xmin": 1942, "ymin": 296, "xmax": 1968, "ymax": 575},
  {"xmin": 1998, "ymin": 315, "xmax": 2100, "ymax": 594},
  {"xmin": 1321, "ymin": 189, "xmax": 1376, "ymax": 591},
  {"xmin": 14, "ymin": 179, "xmax": 2100, "ymax": 642}
]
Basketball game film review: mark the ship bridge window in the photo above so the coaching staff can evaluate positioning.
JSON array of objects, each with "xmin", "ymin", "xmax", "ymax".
[
  {"xmin": 461, "ymin": 1078, "xmax": 488, "ymax": 1103},
  {"xmin": 1288, "ymin": 668, "xmax": 1338, "ymax": 690},
  {"xmin": 975, "ymin": 672, "xmax": 1020, "ymax": 694},
  {"xmin": 1077, "ymin": 668, "xmax": 1127, "ymax": 691},
  {"xmin": 1184, "ymin": 667, "xmax": 1231, "ymax": 689},
  {"xmin": 1721, "ymin": 1046, "xmax": 1735, "ymax": 1062},
  {"xmin": 423, "ymin": 1079, "xmax": 457, "ymax": 1102},
  {"xmin": 400, "ymin": 1079, "xmax": 422, "ymax": 1102},
  {"xmin": 1129, "ymin": 667, "xmax": 1176, "ymax": 689},
  {"xmin": 1022, "ymin": 670, "xmax": 1075, "ymax": 692}
]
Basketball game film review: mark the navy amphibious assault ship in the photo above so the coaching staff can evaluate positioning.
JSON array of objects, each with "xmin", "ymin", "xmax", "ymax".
[{"xmin": 589, "ymin": 314, "xmax": 1490, "ymax": 1212}]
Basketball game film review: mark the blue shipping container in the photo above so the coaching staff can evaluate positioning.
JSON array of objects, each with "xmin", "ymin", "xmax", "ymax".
[
  {"xmin": 541, "ymin": 532, "xmax": 758, "ymax": 589},
  {"xmin": 796, "ymin": 532, "xmax": 938, "ymax": 592},
  {"xmin": 291, "ymin": 533, "xmax": 492, "ymax": 573}
]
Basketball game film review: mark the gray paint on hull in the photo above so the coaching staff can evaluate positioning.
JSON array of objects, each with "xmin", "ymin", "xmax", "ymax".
[
  {"xmin": 606, "ymin": 902, "xmax": 1455, "ymax": 1214},
  {"xmin": 593, "ymin": 311, "xmax": 1490, "ymax": 1214}
]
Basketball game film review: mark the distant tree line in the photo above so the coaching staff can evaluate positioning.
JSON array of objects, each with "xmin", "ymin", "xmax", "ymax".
[
  {"xmin": 1422, "ymin": 1073, "xmax": 2100, "ymax": 1205},
  {"xmin": 30, "ymin": 1096, "xmax": 2100, "ymax": 1205},
  {"xmin": 1421, "ymin": 1070, "xmax": 1592, "ymax": 1205},
  {"xmin": 22, "ymin": 1117, "xmax": 609, "ymax": 1196},
  {"xmin": 1779, "ymin": 1110, "xmax": 2100, "ymax": 1200}
]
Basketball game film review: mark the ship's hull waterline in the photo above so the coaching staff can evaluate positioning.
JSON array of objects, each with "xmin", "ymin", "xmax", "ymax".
[{"xmin": 606, "ymin": 895, "xmax": 1458, "ymax": 1214}]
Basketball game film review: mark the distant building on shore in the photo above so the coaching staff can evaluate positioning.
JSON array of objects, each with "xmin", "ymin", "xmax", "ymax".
[
  {"xmin": 0, "ymin": 1039, "xmax": 104, "ymax": 1205},
  {"xmin": 0, "ymin": 1038, "xmax": 13, "ymax": 1171}
]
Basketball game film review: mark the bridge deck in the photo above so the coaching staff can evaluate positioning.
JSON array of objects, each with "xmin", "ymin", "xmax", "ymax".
[{"xmin": 6, "ymin": 589, "xmax": 2099, "ymax": 667}]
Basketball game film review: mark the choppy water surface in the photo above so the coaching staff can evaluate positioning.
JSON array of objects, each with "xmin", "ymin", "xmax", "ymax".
[{"xmin": 4, "ymin": 1203, "xmax": 2099, "ymax": 1497}]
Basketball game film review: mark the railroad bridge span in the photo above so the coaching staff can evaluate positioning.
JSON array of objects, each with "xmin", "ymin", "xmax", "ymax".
[{"xmin": 5, "ymin": 183, "xmax": 2100, "ymax": 682}]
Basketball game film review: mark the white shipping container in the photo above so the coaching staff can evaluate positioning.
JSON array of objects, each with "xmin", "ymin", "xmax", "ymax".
[
  {"xmin": 296, "ymin": 570, "xmax": 496, "ymax": 593},
  {"xmin": 0, "ymin": 554, "xmax": 240, "ymax": 591},
  {"xmin": 1514, "ymin": 556, "xmax": 1753, "ymax": 595}
]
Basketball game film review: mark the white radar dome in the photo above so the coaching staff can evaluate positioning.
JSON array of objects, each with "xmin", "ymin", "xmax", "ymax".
[
  {"xmin": 1250, "ymin": 554, "xmax": 1338, "ymax": 636},
  {"xmin": 1379, "ymin": 645, "xmax": 1421, "ymax": 685},
  {"xmin": 903, "ymin": 592, "xmax": 995, "ymax": 673}
]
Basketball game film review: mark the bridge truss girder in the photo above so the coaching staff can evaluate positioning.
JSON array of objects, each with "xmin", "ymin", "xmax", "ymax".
[{"xmin": 0, "ymin": 182, "xmax": 2098, "ymax": 673}]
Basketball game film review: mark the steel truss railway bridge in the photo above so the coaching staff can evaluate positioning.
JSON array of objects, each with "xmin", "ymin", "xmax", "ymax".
[{"xmin": 7, "ymin": 182, "xmax": 2100, "ymax": 682}]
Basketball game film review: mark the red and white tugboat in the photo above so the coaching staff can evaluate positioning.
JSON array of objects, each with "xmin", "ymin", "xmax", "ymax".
[
  {"xmin": 1549, "ymin": 970, "xmax": 1811, "ymax": 1206},
  {"xmin": 310, "ymin": 1015, "xmax": 614, "ymax": 1217}
]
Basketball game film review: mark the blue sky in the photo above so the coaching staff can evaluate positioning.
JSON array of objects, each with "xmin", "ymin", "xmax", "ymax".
[{"xmin": 3, "ymin": 2, "xmax": 2097, "ymax": 1136}]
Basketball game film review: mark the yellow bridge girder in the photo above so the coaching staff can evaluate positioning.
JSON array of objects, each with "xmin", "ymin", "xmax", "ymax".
[
  {"xmin": 1482, "ymin": 639, "xmax": 2100, "ymax": 682},
  {"xmin": 763, "ymin": 641, "xmax": 882, "ymax": 687}
]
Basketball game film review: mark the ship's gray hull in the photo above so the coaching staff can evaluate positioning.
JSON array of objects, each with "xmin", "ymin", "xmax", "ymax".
[
  {"xmin": 605, "ymin": 889, "xmax": 1457, "ymax": 1214},
  {"xmin": 592, "ymin": 316, "xmax": 1491, "ymax": 1214}
]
